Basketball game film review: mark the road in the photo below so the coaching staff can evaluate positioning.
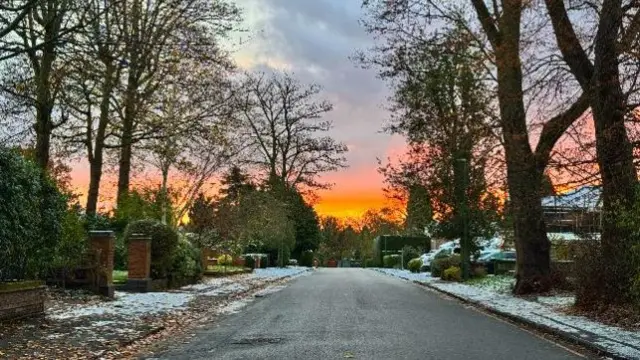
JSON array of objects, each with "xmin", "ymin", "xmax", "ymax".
[{"xmin": 154, "ymin": 268, "xmax": 583, "ymax": 360}]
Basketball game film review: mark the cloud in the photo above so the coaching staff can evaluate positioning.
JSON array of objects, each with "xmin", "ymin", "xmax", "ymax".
[{"xmin": 227, "ymin": 0, "xmax": 403, "ymax": 217}]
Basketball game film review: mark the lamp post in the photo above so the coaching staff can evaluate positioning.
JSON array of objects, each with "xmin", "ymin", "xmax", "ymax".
[{"xmin": 455, "ymin": 158, "xmax": 471, "ymax": 280}]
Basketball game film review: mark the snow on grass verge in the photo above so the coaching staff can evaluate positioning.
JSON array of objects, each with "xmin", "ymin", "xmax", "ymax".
[
  {"xmin": 49, "ymin": 291, "xmax": 195, "ymax": 320},
  {"xmin": 251, "ymin": 267, "xmax": 310, "ymax": 279},
  {"xmin": 374, "ymin": 268, "xmax": 640, "ymax": 359}
]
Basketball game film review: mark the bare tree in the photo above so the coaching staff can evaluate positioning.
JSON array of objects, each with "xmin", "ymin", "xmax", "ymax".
[
  {"xmin": 234, "ymin": 72, "xmax": 348, "ymax": 191},
  {"xmin": 112, "ymin": 0, "xmax": 241, "ymax": 206},
  {"xmin": 6, "ymin": 0, "xmax": 83, "ymax": 169},
  {"xmin": 544, "ymin": 0, "xmax": 640, "ymax": 306},
  {"xmin": 56, "ymin": 0, "xmax": 126, "ymax": 215},
  {"xmin": 0, "ymin": 1, "xmax": 40, "ymax": 61},
  {"xmin": 142, "ymin": 54, "xmax": 239, "ymax": 224},
  {"xmin": 360, "ymin": 0, "xmax": 590, "ymax": 294}
]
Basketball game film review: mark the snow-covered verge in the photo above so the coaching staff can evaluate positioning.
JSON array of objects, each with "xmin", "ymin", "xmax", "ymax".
[
  {"xmin": 0, "ymin": 267, "xmax": 309, "ymax": 359},
  {"xmin": 251, "ymin": 266, "xmax": 311, "ymax": 279},
  {"xmin": 374, "ymin": 268, "xmax": 640, "ymax": 359}
]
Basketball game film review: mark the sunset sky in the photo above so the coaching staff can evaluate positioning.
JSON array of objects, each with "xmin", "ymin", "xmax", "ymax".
[
  {"xmin": 229, "ymin": 0, "xmax": 405, "ymax": 218},
  {"xmin": 67, "ymin": 0, "xmax": 405, "ymax": 219}
]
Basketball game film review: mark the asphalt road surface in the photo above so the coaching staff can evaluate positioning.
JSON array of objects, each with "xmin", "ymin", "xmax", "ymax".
[{"xmin": 154, "ymin": 268, "xmax": 584, "ymax": 360}]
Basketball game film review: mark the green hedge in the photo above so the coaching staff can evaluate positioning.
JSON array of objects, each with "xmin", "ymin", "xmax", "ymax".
[
  {"xmin": 431, "ymin": 254, "xmax": 461, "ymax": 278},
  {"xmin": 124, "ymin": 219, "xmax": 179, "ymax": 279},
  {"xmin": 383, "ymin": 254, "xmax": 401, "ymax": 268},
  {"xmin": 407, "ymin": 258, "xmax": 422, "ymax": 273},
  {"xmin": 300, "ymin": 251, "xmax": 314, "ymax": 267},
  {"xmin": 169, "ymin": 237, "xmax": 202, "ymax": 287},
  {"xmin": 245, "ymin": 255, "xmax": 256, "ymax": 269},
  {"xmin": 402, "ymin": 246, "xmax": 420, "ymax": 268},
  {"xmin": 0, "ymin": 148, "xmax": 66, "ymax": 282}
]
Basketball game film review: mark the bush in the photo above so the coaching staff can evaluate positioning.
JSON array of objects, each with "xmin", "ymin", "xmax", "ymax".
[
  {"xmin": 407, "ymin": 258, "xmax": 422, "ymax": 273},
  {"xmin": 431, "ymin": 254, "xmax": 461, "ymax": 278},
  {"xmin": 472, "ymin": 265, "xmax": 487, "ymax": 279},
  {"xmin": 299, "ymin": 250, "xmax": 314, "ymax": 267},
  {"xmin": 383, "ymin": 254, "xmax": 401, "ymax": 268},
  {"xmin": 574, "ymin": 242, "xmax": 609, "ymax": 308},
  {"xmin": 244, "ymin": 255, "xmax": 256, "ymax": 269},
  {"xmin": 402, "ymin": 246, "xmax": 420, "ymax": 268},
  {"xmin": 169, "ymin": 237, "xmax": 202, "ymax": 287},
  {"xmin": 52, "ymin": 206, "xmax": 88, "ymax": 276},
  {"xmin": 114, "ymin": 235, "xmax": 128, "ymax": 271},
  {"xmin": 217, "ymin": 254, "xmax": 233, "ymax": 266},
  {"xmin": 442, "ymin": 266, "xmax": 462, "ymax": 282},
  {"xmin": 0, "ymin": 148, "xmax": 66, "ymax": 282},
  {"xmin": 124, "ymin": 219, "xmax": 179, "ymax": 279}
]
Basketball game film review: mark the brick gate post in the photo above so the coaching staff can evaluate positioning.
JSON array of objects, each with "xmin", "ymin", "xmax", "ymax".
[
  {"xmin": 126, "ymin": 234, "xmax": 153, "ymax": 292},
  {"xmin": 88, "ymin": 230, "xmax": 115, "ymax": 298}
]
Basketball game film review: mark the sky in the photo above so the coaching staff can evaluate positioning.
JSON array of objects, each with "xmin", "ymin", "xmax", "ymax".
[
  {"xmin": 65, "ymin": 0, "xmax": 405, "ymax": 219},
  {"xmin": 225, "ymin": 0, "xmax": 405, "ymax": 218}
]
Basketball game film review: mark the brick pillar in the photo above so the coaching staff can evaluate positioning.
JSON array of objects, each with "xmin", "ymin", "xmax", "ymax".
[
  {"xmin": 126, "ymin": 234, "xmax": 153, "ymax": 292},
  {"xmin": 89, "ymin": 230, "xmax": 115, "ymax": 298}
]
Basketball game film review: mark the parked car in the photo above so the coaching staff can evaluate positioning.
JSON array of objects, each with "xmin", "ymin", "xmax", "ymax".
[
  {"xmin": 476, "ymin": 251, "xmax": 516, "ymax": 274},
  {"xmin": 419, "ymin": 250, "xmax": 437, "ymax": 271}
]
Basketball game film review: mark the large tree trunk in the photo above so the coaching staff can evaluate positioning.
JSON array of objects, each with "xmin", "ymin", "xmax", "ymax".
[
  {"xmin": 117, "ymin": 120, "xmax": 133, "ymax": 206},
  {"xmin": 509, "ymin": 164, "xmax": 550, "ymax": 293},
  {"xmin": 86, "ymin": 64, "xmax": 115, "ymax": 216},
  {"xmin": 34, "ymin": 50, "xmax": 55, "ymax": 171},
  {"xmin": 34, "ymin": 108, "xmax": 52, "ymax": 170},
  {"xmin": 591, "ymin": 1, "xmax": 637, "ymax": 304},
  {"xmin": 545, "ymin": 0, "xmax": 638, "ymax": 304},
  {"xmin": 161, "ymin": 165, "xmax": 169, "ymax": 225},
  {"xmin": 495, "ymin": 1, "xmax": 551, "ymax": 293},
  {"xmin": 117, "ymin": 75, "xmax": 137, "ymax": 206}
]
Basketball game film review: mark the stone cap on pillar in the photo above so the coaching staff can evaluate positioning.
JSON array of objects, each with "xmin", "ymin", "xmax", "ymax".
[{"xmin": 129, "ymin": 233, "xmax": 152, "ymax": 241}]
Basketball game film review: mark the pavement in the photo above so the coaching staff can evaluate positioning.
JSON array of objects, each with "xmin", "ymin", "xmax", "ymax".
[{"xmin": 151, "ymin": 268, "xmax": 584, "ymax": 360}]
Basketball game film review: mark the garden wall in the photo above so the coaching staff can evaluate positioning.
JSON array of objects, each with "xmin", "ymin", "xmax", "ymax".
[{"xmin": 0, "ymin": 283, "xmax": 45, "ymax": 321}]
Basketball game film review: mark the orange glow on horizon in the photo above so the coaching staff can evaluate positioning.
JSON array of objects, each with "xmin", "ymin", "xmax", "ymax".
[{"xmin": 313, "ymin": 193, "xmax": 388, "ymax": 219}]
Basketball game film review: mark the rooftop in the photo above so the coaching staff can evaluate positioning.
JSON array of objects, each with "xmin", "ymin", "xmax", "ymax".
[{"xmin": 541, "ymin": 186, "xmax": 602, "ymax": 211}]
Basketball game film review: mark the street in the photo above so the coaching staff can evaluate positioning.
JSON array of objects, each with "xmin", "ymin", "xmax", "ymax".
[{"xmin": 153, "ymin": 269, "xmax": 583, "ymax": 360}]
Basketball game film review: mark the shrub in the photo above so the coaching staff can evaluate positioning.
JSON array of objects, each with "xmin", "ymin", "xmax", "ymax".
[
  {"xmin": 383, "ymin": 254, "xmax": 401, "ymax": 268},
  {"xmin": 402, "ymin": 246, "xmax": 420, "ymax": 268},
  {"xmin": 244, "ymin": 255, "xmax": 256, "ymax": 269},
  {"xmin": 299, "ymin": 250, "xmax": 314, "ymax": 267},
  {"xmin": 217, "ymin": 254, "xmax": 233, "ymax": 266},
  {"xmin": 431, "ymin": 254, "xmax": 461, "ymax": 278},
  {"xmin": 574, "ymin": 242, "xmax": 608, "ymax": 308},
  {"xmin": 124, "ymin": 219, "xmax": 179, "ymax": 279},
  {"xmin": 0, "ymin": 148, "xmax": 66, "ymax": 281},
  {"xmin": 52, "ymin": 206, "xmax": 88, "ymax": 278},
  {"xmin": 114, "ymin": 235, "xmax": 128, "ymax": 271},
  {"xmin": 472, "ymin": 265, "xmax": 487, "ymax": 279},
  {"xmin": 169, "ymin": 237, "xmax": 202, "ymax": 287},
  {"xmin": 443, "ymin": 266, "xmax": 462, "ymax": 282},
  {"xmin": 407, "ymin": 258, "xmax": 422, "ymax": 273}
]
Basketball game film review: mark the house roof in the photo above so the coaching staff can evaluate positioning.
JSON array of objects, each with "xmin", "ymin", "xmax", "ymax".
[{"xmin": 541, "ymin": 186, "xmax": 602, "ymax": 211}]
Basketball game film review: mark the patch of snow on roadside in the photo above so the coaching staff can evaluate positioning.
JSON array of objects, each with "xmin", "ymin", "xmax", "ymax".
[
  {"xmin": 374, "ymin": 268, "xmax": 434, "ymax": 283},
  {"xmin": 202, "ymin": 283, "xmax": 249, "ymax": 297},
  {"xmin": 254, "ymin": 285, "xmax": 286, "ymax": 297},
  {"xmin": 471, "ymin": 275, "xmax": 515, "ymax": 294},
  {"xmin": 48, "ymin": 291, "xmax": 194, "ymax": 320},
  {"xmin": 537, "ymin": 296, "xmax": 575, "ymax": 308},
  {"xmin": 251, "ymin": 267, "xmax": 309, "ymax": 279},
  {"xmin": 217, "ymin": 297, "xmax": 253, "ymax": 315},
  {"xmin": 181, "ymin": 277, "xmax": 234, "ymax": 292}
]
